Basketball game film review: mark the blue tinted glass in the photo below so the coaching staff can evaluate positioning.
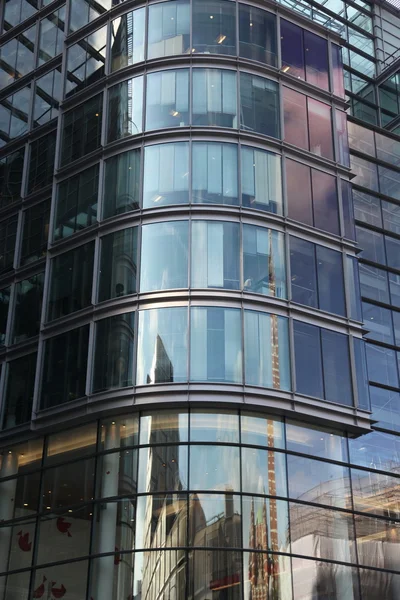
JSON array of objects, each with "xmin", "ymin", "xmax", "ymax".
[
  {"xmin": 349, "ymin": 429, "xmax": 400, "ymax": 472},
  {"xmin": 243, "ymin": 226, "xmax": 286, "ymax": 297},
  {"xmin": 240, "ymin": 73, "xmax": 280, "ymax": 138},
  {"xmin": 192, "ymin": 142, "xmax": 238, "ymax": 205},
  {"xmin": 347, "ymin": 256, "xmax": 362, "ymax": 321},
  {"xmin": 316, "ymin": 246, "xmax": 345, "ymax": 316},
  {"xmin": 304, "ymin": 29, "xmax": 329, "ymax": 90},
  {"xmin": 385, "ymin": 234, "xmax": 400, "ymax": 270},
  {"xmin": 290, "ymin": 237, "xmax": 317, "ymax": 308},
  {"xmin": 366, "ymin": 343, "xmax": 398, "ymax": 387},
  {"xmin": 341, "ymin": 181, "xmax": 356, "ymax": 239},
  {"xmin": 241, "ymin": 146, "xmax": 282, "ymax": 213},
  {"xmin": 363, "ymin": 301, "xmax": 394, "ymax": 345},
  {"xmin": 281, "ymin": 19, "xmax": 304, "ymax": 79},
  {"xmin": 370, "ymin": 385, "xmax": 400, "ymax": 433},
  {"xmin": 238, "ymin": 4, "xmax": 277, "ymax": 66},
  {"xmin": 143, "ymin": 142, "xmax": 189, "ymax": 208},
  {"xmin": 190, "ymin": 307, "xmax": 242, "ymax": 383},
  {"xmin": 192, "ymin": 0, "xmax": 236, "ymax": 56},
  {"xmin": 192, "ymin": 69, "xmax": 237, "ymax": 127},
  {"xmin": 359, "ymin": 264, "xmax": 389, "ymax": 304},
  {"xmin": 353, "ymin": 338, "xmax": 370, "ymax": 411},
  {"xmin": 356, "ymin": 226, "xmax": 385, "ymax": 264},
  {"xmin": 321, "ymin": 329, "xmax": 353, "ymax": 406},
  {"xmin": 108, "ymin": 77, "xmax": 143, "ymax": 141},
  {"xmin": 146, "ymin": 70, "xmax": 189, "ymax": 130},
  {"xmin": 294, "ymin": 321, "xmax": 324, "ymax": 399},
  {"xmin": 353, "ymin": 189, "xmax": 382, "ymax": 228},
  {"xmin": 379, "ymin": 165, "xmax": 400, "ymax": 200},
  {"xmin": 147, "ymin": 1, "xmax": 190, "ymax": 59}
]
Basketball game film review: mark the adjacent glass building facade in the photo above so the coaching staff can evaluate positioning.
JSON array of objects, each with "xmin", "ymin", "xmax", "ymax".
[{"xmin": 0, "ymin": 0, "xmax": 400, "ymax": 597}]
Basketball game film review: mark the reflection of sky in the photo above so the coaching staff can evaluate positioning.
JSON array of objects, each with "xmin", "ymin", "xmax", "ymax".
[
  {"xmin": 349, "ymin": 430, "xmax": 400, "ymax": 472},
  {"xmin": 287, "ymin": 455, "xmax": 349, "ymax": 507}
]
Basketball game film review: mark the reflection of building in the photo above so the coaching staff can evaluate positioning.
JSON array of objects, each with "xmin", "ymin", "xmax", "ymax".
[{"xmin": 147, "ymin": 335, "xmax": 174, "ymax": 384}]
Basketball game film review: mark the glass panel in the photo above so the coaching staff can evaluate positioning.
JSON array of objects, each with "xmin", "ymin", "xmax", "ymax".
[
  {"xmin": 348, "ymin": 121, "xmax": 375, "ymax": 155},
  {"xmin": 147, "ymin": 1, "xmax": 190, "ymax": 59},
  {"xmin": 355, "ymin": 515, "xmax": 400, "ymax": 569},
  {"xmin": 190, "ymin": 445, "xmax": 240, "ymax": 491},
  {"xmin": 133, "ymin": 551, "xmax": 186, "ymax": 600},
  {"xmin": 352, "ymin": 467, "xmax": 400, "ymax": 518},
  {"xmin": 317, "ymin": 245, "xmax": 345, "ymax": 315},
  {"xmin": 33, "ymin": 561, "xmax": 88, "ymax": 600},
  {"xmin": 20, "ymin": 199, "xmax": 50, "ymax": 266},
  {"xmin": 331, "ymin": 43, "xmax": 345, "ymax": 97},
  {"xmin": 286, "ymin": 420, "xmax": 348, "ymax": 462},
  {"xmin": 27, "ymin": 131, "xmax": 56, "ymax": 194},
  {"xmin": 66, "ymin": 26, "xmax": 107, "ymax": 96},
  {"xmin": 193, "ymin": 69, "xmax": 237, "ymax": 127},
  {"xmin": 41, "ymin": 325, "xmax": 89, "ymax": 409},
  {"xmin": 386, "ymin": 234, "xmax": 400, "ymax": 270},
  {"xmin": 36, "ymin": 506, "xmax": 92, "ymax": 564},
  {"xmin": 189, "ymin": 493, "xmax": 241, "ymax": 547},
  {"xmin": 353, "ymin": 189, "xmax": 382, "ymax": 228},
  {"xmin": 91, "ymin": 498, "xmax": 136, "ymax": 558},
  {"xmin": 342, "ymin": 179, "xmax": 356, "ymax": 240},
  {"xmin": 3, "ymin": 0, "xmax": 37, "ymax": 28},
  {"xmin": 136, "ymin": 493, "xmax": 187, "ymax": 548},
  {"xmin": 192, "ymin": 0, "xmax": 236, "ymax": 56},
  {"xmin": 308, "ymin": 98, "xmax": 333, "ymax": 160},
  {"xmin": 383, "ymin": 200, "xmax": 400, "ymax": 235},
  {"xmin": 293, "ymin": 321, "xmax": 324, "ymax": 399},
  {"xmin": 0, "ymin": 215, "xmax": 17, "ymax": 275},
  {"xmin": 60, "ymin": 93, "xmax": 102, "ymax": 166},
  {"xmin": 111, "ymin": 9, "xmax": 145, "ymax": 71},
  {"xmin": 375, "ymin": 132, "xmax": 400, "ymax": 167},
  {"xmin": 93, "ymin": 313, "xmax": 135, "ymax": 392},
  {"xmin": 0, "ymin": 287, "xmax": 10, "ymax": 345},
  {"xmin": 335, "ymin": 109, "xmax": 350, "ymax": 167},
  {"xmin": 69, "ymin": 0, "xmax": 110, "ymax": 33},
  {"xmin": 42, "ymin": 459, "xmax": 95, "ymax": 507},
  {"xmin": 12, "ymin": 272, "xmax": 44, "ymax": 342},
  {"xmin": 281, "ymin": 20, "xmax": 305, "ymax": 79},
  {"xmin": 304, "ymin": 29, "xmax": 329, "ymax": 90},
  {"xmin": 48, "ymin": 242, "xmax": 94, "ymax": 320},
  {"xmin": 192, "ymin": 221, "xmax": 239, "ymax": 290},
  {"xmin": 312, "ymin": 169, "xmax": 339, "ymax": 235},
  {"xmin": 243, "ymin": 552, "xmax": 292, "ymax": 600},
  {"xmin": 0, "ymin": 470, "xmax": 40, "ymax": 522},
  {"xmin": 241, "ymin": 146, "xmax": 282, "ymax": 214},
  {"xmin": 359, "ymin": 567, "xmax": 400, "ymax": 599},
  {"xmin": 137, "ymin": 307, "xmax": 188, "ymax": 384},
  {"xmin": 190, "ymin": 410, "xmax": 239, "ymax": 443},
  {"xmin": 241, "ymin": 448, "xmax": 287, "ymax": 496},
  {"xmin": 365, "ymin": 343, "xmax": 398, "ymax": 387},
  {"xmin": 379, "ymin": 165, "xmax": 400, "ymax": 200},
  {"xmin": 287, "ymin": 454, "xmax": 351, "ymax": 508},
  {"xmin": 192, "ymin": 142, "xmax": 238, "ymax": 206},
  {"xmin": 350, "ymin": 155, "xmax": 379, "ymax": 192},
  {"xmin": 3, "ymin": 352, "xmax": 37, "ymax": 428},
  {"xmin": 98, "ymin": 228, "xmax": 138, "ymax": 301},
  {"xmin": 140, "ymin": 411, "xmax": 188, "ymax": 444},
  {"xmin": 103, "ymin": 149, "xmax": 140, "ymax": 218},
  {"xmin": 321, "ymin": 329, "xmax": 353, "ymax": 406},
  {"xmin": 389, "ymin": 271, "xmax": 400, "ymax": 308},
  {"xmin": 370, "ymin": 385, "xmax": 400, "ymax": 433},
  {"xmin": 38, "ymin": 7, "xmax": 65, "ymax": 65},
  {"xmin": 108, "ymin": 76, "xmax": 143, "ymax": 140},
  {"xmin": 189, "ymin": 550, "xmax": 242, "ymax": 600},
  {"xmin": 140, "ymin": 221, "xmax": 189, "ymax": 291},
  {"xmin": 283, "ymin": 87, "xmax": 308, "ymax": 149},
  {"xmin": 54, "ymin": 165, "xmax": 98, "ymax": 240},
  {"xmin": 292, "ymin": 557, "xmax": 359, "ymax": 600},
  {"xmin": 240, "ymin": 73, "xmax": 279, "ymax": 137},
  {"xmin": 353, "ymin": 338, "xmax": 370, "ymax": 411},
  {"xmin": 290, "ymin": 237, "xmax": 317, "ymax": 308},
  {"xmin": 356, "ymin": 226, "xmax": 385, "ymax": 264},
  {"xmin": 146, "ymin": 69, "xmax": 189, "ymax": 130},
  {"xmin": 363, "ymin": 301, "xmax": 393, "ymax": 344},
  {"xmin": 138, "ymin": 445, "xmax": 188, "ymax": 492},
  {"xmin": 34, "ymin": 68, "xmax": 62, "ymax": 127},
  {"xmin": 244, "ymin": 311, "xmax": 291, "ymax": 390},
  {"xmin": 0, "ymin": 149, "xmax": 24, "ymax": 208},
  {"xmin": 100, "ymin": 415, "xmax": 138, "ymax": 449},
  {"xmin": 96, "ymin": 448, "xmax": 137, "ymax": 497},
  {"xmin": 243, "ymin": 225, "xmax": 286, "ymax": 297},
  {"xmin": 238, "ymin": 4, "xmax": 277, "ymax": 65},
  {"xmin": 286, "ymin": 160, "xmax": 312, "ymax": 226},
  {"xmin": 240, "ymin": 412, "xmax": 284, "ymax": 448},
  {"xmin": 242, "ymin": 497, "xmax": 289, "ymax": 554},
  {"xmin": 143, "ymin": 142, "xmax": 189, "ymax": 208},
  {"xmin": 190, "ymin": 306, "xmax": 242, "ymax": 383},
  {"xmin": 0, "ymin": 25, "xmax": 36, "ymax": 86},
  {"xmin": 349, "ymin": 429, "xmax": 400, "ymax": 474}
]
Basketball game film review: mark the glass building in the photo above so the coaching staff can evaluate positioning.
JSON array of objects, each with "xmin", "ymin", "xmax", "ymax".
[{"xmin": 0, "ymin": 0, "xmax": 400, "ymax": 597}]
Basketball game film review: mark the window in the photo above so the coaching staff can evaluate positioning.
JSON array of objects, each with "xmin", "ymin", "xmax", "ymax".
[
  {"xmin": 0, "ymin": 149, "xmax": 24, "ymax": 208},
  {"xmin": 0, "ymin": 287, "xmax": 11, "ymax": 345},
  {"xmin": 12, "ymin": 273, "xmax": 44, "ymax": 343},
  {"xmin": 286, "ymin": 160, "xmax": 339, "ymax": 235},
  {"xmin": 350, "ymin": 155, "xmax": 378, "ymax": 191},
  {"xmin": 308, "ymin": 97, "xmax": 334, "ymax": 159},
  {"xmin": 34, "ymin": 68, "xmax": 62, "ymax": 127},
  {"xmin": 60, "ymin": 94, "xmax": 102, "ymax": 166},
  {"xmin": 190, "ymin": 307, "xmax": 242, "ymax": 383},
  {"xmin": 192, "ymin": 142, "xmax": 238, "ymax": 205},
  {"xmin": 103, "ymin": 150, "xmax": 140, "ymax": 218},
  {"xmin": 143, "ymin": 142, "xmax": 189, "ymax": 208},
  {"xmin": 137, "ymin": 307, "xmax": 188, "ymax": 384},
  {"xmin": 191, "ymin": 221, "xmax": 240, "ymax": 290},
  {"xmin": 140, "ymin": 221, "xmax": 188, "ymax": 292},
  {"xmin": 66, "ymin": 26, "xmax": 106, "ymax": 97},
  {"xmin": 3, "ymin": 353, "xmax": 37, "ymax": 429},
  {"xmin": 240, "ymin": 73, "xmax": 279, "ymax": 137},
  {"xmin": 146, "ymin": 70, "xmax": 189, "ymax": 130},
  {"xmin": 341, "ymin": 180, "xmax": 355, "ymax": 240},
  {"xmin": 27, "ymin": 131, "xmax": 56, "ymax": 194},
  {"xmin": 108, "ymin": 76, "xmax": 143, "ymax": 141},
  {"xmin": 238, "ymin": 4, "xmax": 277, "ymax": 65},
  {"xmin": 0, "ymin": 86, "xmax": 31, "ymax": 146},
  {"xmin": 356, "ymin": 225, "xmax": 385, "ymax": 264},
  {"xmin": 244, "ymin": 310, "xmax": 290, "ymax": 389},
  {"xmin": 20, "ymin": 200, "xmax": 50, "ymax": 266},
  {"xmin": 331, "ymin": 44, "xmax": 345, "ymax": 97},
  {"xmin": 48, "ymin": 242, "xmax": 94, "ymax": 321},
  {"xmin": 41, "ymin": 325, "xmax": 89, "ymax": 409},
  {"xmin": 93, "ymin": 313, "xmax": 135, "ymax": 392},
  {"xmin": 366, "ymin": 343, "xmax": 398, "ymax": 387},
  {"xmin": 241, "ymin": 146, "xmax": 282, "ymax": 213},
  {"xmin": 3, "ymin": 0, "xmax": 38, "ymax": 29},
  {"xmin": 379, "ymin": 165, "xmax": 400, "ymax": 201},
  {"xmin": 38, "ymin": 7, "xmax": 65, "ymax": 65},
  {"xmin": 54, "ymin": 165, "xmax": 99, "ymax": 240},
  {"xmin": 111, "ymin": 9, "xmax": 145, "ymax": 70},
  {"xmin": 147, "ymin": 1, "xmax": 190, "ymax": 59},
  {"xmin": 363, "ymin": 301, "xmax": 393, "ymax": 345},
  {"xmin": 294, "ymin": 321, "xmax": 353, "ymax": 405},
  {"xmin": 192, "ymin": 69, "xmax": 236, "ymax": 127},
  {"xmin": 98, "ymin": 228, "xmax": 137, "ymax": 301},
  {"xmin": 336, "ymin": 110, "xmax": 350, "ymax": 167},
  {"xmin": 0, "ymin": 25, "xmax": 36, "ymax": 87},
  {"xmin": 243, "ymin": 225, "xmax": 286, "ymax": 297},
  {"xmin": 0, "ymin": 214, "xmax": 17, "ymax": 275},
  {"xmin": 192, "ymin": 0, "xmax": 236, "ymax": 56},
  {"xmin": 69, "ymin": 0, "xmax": 111, "ymax": 33}
]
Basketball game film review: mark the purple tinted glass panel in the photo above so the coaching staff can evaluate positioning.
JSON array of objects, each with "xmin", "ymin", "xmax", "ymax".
[
  {"xmin": 312, "ymin": 169, "xmax": 339, "ymax": 235},
  {"xmin": 304, "ymin": 30, "xmax": 329, "ymax": 91},
  {"xmin": 331, "ymin": 44, "xmax": 345, "ymax": 98},
  {"xmin": 286, "ymin": 159, "xmax": 313, "ymax": 226},
  {"xmin": 283, "ymin": 87, "xmax": 308, "ymax": 149},
  {"xmin": 336, "ymin": 110, "xmax": 350, "ymax": 167},
  {"xmin": 308, "ymin": 98, "xmax": 334, "ymax": 160},
  {"xmin": 342, "ymin": 180, "xmax": 356, "ymax": 240},
  {"xmin": 281, "ymin": 20, "xmax": 305, "ymax": 79}
]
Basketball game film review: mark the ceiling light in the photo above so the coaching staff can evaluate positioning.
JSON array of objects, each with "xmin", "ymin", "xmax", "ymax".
[
  {"xmin": 282, "ymin": 66, "xmax": 290, "ymax": 73},
  {"xmin": 216, "ymin": 34, "xmax": 226, "ymax": 44}
]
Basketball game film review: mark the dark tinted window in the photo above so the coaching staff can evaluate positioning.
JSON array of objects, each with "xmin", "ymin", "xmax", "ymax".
[
  {"xmin": 103, "ymin": 150, "xmax": 140, "ymax": 218},
  {"xmin": 321, "ymin": 329, "xmax": 353, "ymax": 405},
  {"xmin": 3, "ymin": 353, "xmax": 37, "ymax": 429},
  {"xmin": 192, "ymin": 0, "xmax": 236, "ymax": 56},
  {"xmin": 27, "ymin": 131, "xmax": 56, "ymax": 194},
  {"xmin": 60, "ymin": 94, "xmax": 102, "ymax": 166},
  {"xmin": 0, "ymin": 287, "xmax": 11, "ymax": 346},
  {"xmin": 290, "ymin": 237, "xmax": 317, "ymax": 308},
  {"xmin": 12, "ymin": 273, "xmax": 44, "ymax": 343},
  {"xmin": 98, "ymin": 228, "xmax": 138, "ymax": 301},
  {"xmin": 238, "ymin": 4, "xmax": 277, "ymax": 65},
  {"xmin": 111, "ymin": 9, "xmax": 145, "ymax": 70},
  {"xmin": 192, "ymin": 142, "xmax": 238, "ymax": 206},
  {"xmin": 20, "ymin": 200, "xmax": 50, "ymax": 266},
  {"xmin": 41, "ymin": 326, "xmax": 89, "ymax": 409},
  {"xmin": 108, "ymin": 77, "xmax": 143, "ymax": 141},
  {"xmin": 308, "ymin": 98, "xmax": 333, "ymax": 160},
  {"xmin": 0, "ymin": 215, "xmax": 17, "ymax": 275},
  {"xmin": 294, "ymin": 321, "xmax": 324, "ymax": 399},
  {"xmin": 48, "ymin": 242, "xmax": 95, "ymax": 321},
  {"xmin": 240, "ymin": 73, "xmax": 279, "ymax": 138},
  {"xmin": 66, "ymin": 26, "xmax": 106, "ymax": 97},
  {"xmin": 143, "ymin": 142, "xmax": 189, "ymax": 208},
  {"xmin": 0, "ymin": 150, "xmax": 24, "ymax": 208}
]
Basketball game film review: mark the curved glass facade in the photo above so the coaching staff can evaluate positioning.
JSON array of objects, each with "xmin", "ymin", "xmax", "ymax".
[{"xmin": 1, "ymin": 0, "xmax": 400, "ymax": 594}]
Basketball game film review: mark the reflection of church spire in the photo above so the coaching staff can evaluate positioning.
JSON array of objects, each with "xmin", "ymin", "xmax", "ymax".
[{"xmin": 147, "ymin": 335, "xmax": 173, "ymax": 383}]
